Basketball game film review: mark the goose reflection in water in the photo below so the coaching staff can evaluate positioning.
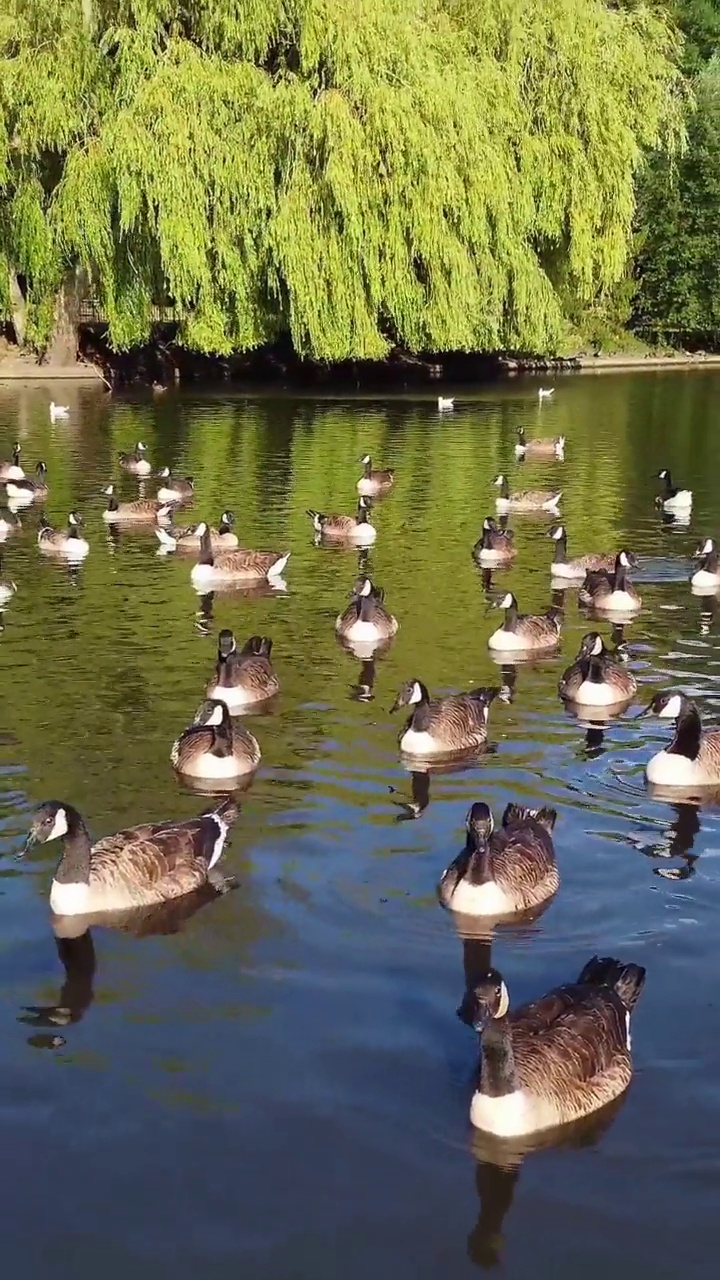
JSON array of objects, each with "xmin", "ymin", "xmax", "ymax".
[
  {"xmin": 20, "ymin": 879, "xmax": 238, "ymax": 1049},
  {"xmin": 389, "ymin": 748, "xmax": 499, "ymax": 822},
  {"xmin": 632, "ymin": 802, "xmax": 701, "ymax": 881}
]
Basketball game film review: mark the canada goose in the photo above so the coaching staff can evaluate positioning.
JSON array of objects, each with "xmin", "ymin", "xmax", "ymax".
[
  {"xmin": 467, "ymin": 955, "xmax": 646, "ymax": 1136},
  {"xmin": 578, "ymin": 551, "xmax": 641, "ymax": 613},
  {"xmin": 0, "ymin": 507, "xmax": 20, "ymax": 539},
  {"xmin": 151, "ymin": 382, "xmax": 167, "ymax": 396},
  {"xmin": 357, "ymin": 454, "xmax": 394, "ymax": 497},
  {"xmin": 5, "ymin": 461, "xmax": 48, "ymax": 502},
  {"xmin": 390, "ymin": 680, "xmax": 501, "ymax": 757},
  {"xmin": 515, "ymin": 428, "xmax": 565, "ymax": 459},
  {"xmin": 155, "ymin": 469, "xmax": 195, "ymax": 504},
  {"xmin": 191, "ymin": 523, "xmax": 290, "ymax": 589},
  {"xmin": 488, "ymin": 592, "xmax": 562, "ymax": 653},
  {"xmin": 656, "ymin": 469, "xmax": 692, "ymax": 512},
  {"xmin": 118, "ymin": 442, "xmax": 151, "ymax": 476},
  {"xmin": 336, "ymin": 577, "xmax": 398, "ymax": 644},
  {"xmin": 20, "ymin": 796, "xmax": 238, "ymax": 915},
  {"xmin": 156, "ymin": 512, "xmax": 238, "ymax": 553},
  {"xmin": 473, "ymin": 517, "xmax": 517, "ymax": 565},
  {"xmin": 171, "ymin": 699, "xmax": 260, "ymax": 780},
  {"xmin": 37, "ymin": 511, "xmax": 90, "ymax": 559},
  {"xmin": 0, "ymin": 444, "xmax": 24, "ymax": 481},
  {"xmin": 559, "ymin": 632, "xmax": 637, "ymax": 706},
  {"xmin": 102, "ymin": 484, "xmax": 174, "ymax": 523},
  {"xmin": 438, "ymin": 397, "xmax": 455, "ymax": 411},
  {"xmin": 438, "ymin": 802, "xmax": 559, "ymax": 917},
  {"xmin": 538, "ymin": 387, "xmax": 555, "ymax": 400},
  {"xmin": 206, "ymin": 631, "xmax": 280, "ymax": 710},
  {"xmin": 547, "ymin": 526, "xmax": 615, "ymax": 580},
  {"xmin": 50, "ymin": 402, "xmax": 69, "ymax": 422},
  {"xmin": 493, "ymin": 474, "xmax": 561, "ymax": 513},
  {"xmin": 307, "ymin": 497, "xmax": 376, "ymax": 545},
  {"xmin": 637, "ymin": 691, "xmax": 720, "ymax": 788},
  {"xmin": 0, "ymin": 557, "xmax": 17, "ymax": 606},
  {"xmin": 691, "ymin": 537, "xmax": 720, "ymax": 589}
]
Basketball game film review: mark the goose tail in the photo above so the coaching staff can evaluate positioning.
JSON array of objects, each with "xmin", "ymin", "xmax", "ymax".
[
  {"xmin": 200, "ymin": 796, "xmax": 240, "ymax": 869},
  {"xmin": 577, "ymin": 955, "xmax": 646, "ymax": 1009},
  {"xmin": 306, "ymin": 510, "xmax": 324, "ymax": 532},
  {"xmin": 268, "ymin": 551, "xmax": 290, "ymax": 579},
  {"xmin": 502, "ymin": 803, "xmax": 557, "ymax": 832},
  {"xmin": 155, "ymin": 526, "xmax": 177, "ymax": 550}
]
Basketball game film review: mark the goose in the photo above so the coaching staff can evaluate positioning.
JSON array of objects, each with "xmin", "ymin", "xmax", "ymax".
[
  {"xmin": 559, "ymin": 632, "xmax": 637, "ymax": 706},
  {"xmin": 102, "ymin": 484, "xmax": 174, "ymax": 523},
  {"xmin": 438, "ymin": 801, "xmax": 559, "ymax": 917},
  {"xmin": 118, "ymin": 442, "xmax": 151, "ymax": 476},
  {"xmin": 37, "ymin": 511, "xmax": 90, "ymax": 559},
  {"xmin": 690, "ymin": 537, "xmax": 720, "ymax": 589},
  {"xmin": 335, "ymin": 577, "xmax": 398, "ymax": 644},
  {"xmin": 656, "ymin": 468, "xmax": 692, "ymax": 512},
  {"xmin": 438, "ymin": 397, "xmax": 455, "ymax": 411},
  {"xmin": 49, "ymin": 402, "xmax": 69, "ymax": 422},
  {"xmin": 155, "ymin": 468, "xmax": 195, "ymax": 504},
  {"xmin": 156, "ymin": 512, "xmax": 238, "ymax": 553},
  {"xmin": 467, "ymin": 955, "xmax": 646, "ymax": 1136},
  {"xmin": 493, "ymin": 474, "xmax": 561, "ymax": 513},
  {"xmin": 488, "ymin": 592, "xmax": 562, "ymax": 653},
  {"xmin": 206, "ymin": 631, "xmax": 280, "ymax": 710},
  {"xmin": 547, "ymin": 526, "xmax": 616, "ymax": 580},
  {"xmin": 472, "ymin": 517, "xmax": 517, "ymax": 566},
  {"xmin": 637, "ymin": 691, "xmax": 720, "ymax": 788},
  {"xmin": 171, "ymin": 699, "xmax": 261, "ymax": 780},
  {"xmin": 0, "ymin": 507, "xmax": 20, "ymax": 539},
  {"xmin": 515, "ymin": 428, "xmax": 565, "ymax": 459},
  {"xmin": 578, "ymin": 551, "xmax": 641, "ymax": 614},
  {"xmin": 537, "ymin": 387, "xmax": 555, "ymax": 400},
  {"xmin": 0, "ymin": 557, "xmax": 17, "ymax": 606},
  {"xmin": 357, "ymin": 454, "xmax": 394, "ymax": 497},
  {"xmin": 0, "ymin": 444, "xmax": 24, "ymax": 482},
  {"xmin": 190, "ymin": 523, "xmax": 290, "ymax": 589},
  {"xmin": 306, "ymin": 497, "xmax": 376, "ymax": 545},
  {"xmin": 20, "ymin": 796, "xmax": 238, "ymax": 915},
  {"xmin": 390, "ymin": 680, "xmax": 501, "ymax": 757},
  {"xmin": 5, "ymin": 461, "xmax": 49, "ymax": 502}
]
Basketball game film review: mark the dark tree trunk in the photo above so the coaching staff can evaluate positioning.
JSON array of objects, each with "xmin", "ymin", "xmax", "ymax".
[{"xmin": 44, "ymin": 268, "xmax": 88, "ymax": 367}]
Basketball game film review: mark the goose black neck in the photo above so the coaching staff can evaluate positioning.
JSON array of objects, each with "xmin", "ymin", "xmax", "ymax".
[
  {"xmin": 464, "ymin": 831, "xmax": 493, "ymax": 885},
  {"xmin": 359, "ymin": 593, "xmax": 377, "ymax": 622},
  {"xmin": 614, "ymin": 560, "xmax": 628, "ymax": 591},
  {"xmin": 363, "ymin": 459, "xmax": 372, "ymax": 477},
  {"xmin": 586, "ymin": 653, "xmax": 605, "ymax": 684},
  {"xmin": 498, "ymin": 477, "xmax": 509, "ymax": 499},
  {"xmin": 668, "ymin": 702, "xmax": 703, "ymax": 760},
  {"xmin": 502, "ymin": 599, "xmax": 519, "ymax": 629},
  {"xmin": 662, "ymin": 473, "xmax": 673, "ymax": 496},
  {"xmin": 106, "ymin": 493, "xmax": 119, "ymax": 512},
  {"xmin": 357, "ymin": 505, "xmax": 369, "ymax": 525},
  {"xmin": 211, "ymin": 708, "xmax": 234, "ymax": 756},
  {"xmin": 219, "ymin": 518, "xmax": 231, "ymax": 534},
  {"xmin": 480, "ymin": 1017, "xmax": 518, "ymax": 1097},
  {"xmin": 198, "ymin": 527, "xmax": 215, "ymax": 566},
  {"xmin": 407, "ymin": 683, "xmax": 431, "ymax": 729},
  {"xmin": 702, "ymin": 550, "xmax": 720, "ymax": 573},
  {"xmin": 54, "ymin": 807, "xmax": 93, "ymax": 885},
  {"xmin": 552, "ymin": 532, "xmax": 568, "ymax": 564}
]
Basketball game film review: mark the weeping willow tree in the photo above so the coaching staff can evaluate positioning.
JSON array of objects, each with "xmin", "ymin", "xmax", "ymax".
[{"xmin": 0, "ymin": 0, "xmax": 685, "ymax": 362}]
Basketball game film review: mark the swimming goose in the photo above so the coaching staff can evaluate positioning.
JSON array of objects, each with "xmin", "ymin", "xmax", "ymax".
[
  {"xmin": 0, "ymin": 444, "xmax": 24, "ymax": 482},
  {"xmin": 559, "ymin": 632, "xmax": 637, "ymax": 707},
  {"xmin": 0, "ymin": 557, "xmax": 17, "ymax": 606},
  {"xmin": 37, "ymin": 511, "xmax": 90, "ymax": 559},
  {"xmin": 578, "ymin": 551, "xmax": 641, "ymax": 614},
  {"xmin": 438, "ymin": 801, "xmax": 559, "ymax": 917},
  {"xmin": 438, "ymin": 397, "xmax": 455, "ymax": 411},
  {"xmin": 20, "ymin": 796, "xmax": 238, "ymax": 915},
  {"xmin": 656, "ymin": 468, "xmax": 692, "ymax": 512},
  {"xmin": 171, "ymin": 699, "xmax": 261, "ymax": 780},
  {"xmin": 335, "ymin": 577, "xmax": 399, "ymax": 644},
  {"xmin": 537, "ymin": 387, "xmax": 555, "ymax": 400},
  {"xmin": 515, "ymin": 428, "xmax": 565, "ymax": 459},
  {"xmin": 488, "ymin": 592, "xmax": 562, "ymax": 653},
  {"xmin": 102, "ymin": 484, "xmax": 174, "ymax": 523},
  {"xmin": 637, "ymin": 691, "xmax": 720, "ymax": 788},
  {"xmin": 467, "ymin": 955, "xmax": 646, "ymax": 1136},
  {"xmin": 5, "ymin": 461, "xmax": 49, "ymax": 502},
  {"xmin": 690, "ymin": 537, "xmax": 720, "ymax": 589},
  {"xmin": 357, "ymin": 454, "xmax": 394, "ymax": 497},
  {"xmin": 49, "ymin": 402, "xmax": 69, "ymax": 422},
  {"xmin": 493, "ymin": 474, "xmax": 561, "ymax": 513},
  {"xmin": 156, "ymin": 512, "xmax": 238, "ymax": 553},
  {"xmin": 206, "ymin": 631, "xmax": 280, "ymax": 710},
  {"xmin": 472, "ymin": 517, "xmax": 517, "ymax": 565},
  {"xmin": 155, "ymin": 469, "xmax": 195, "ymax": 504},
  {"xmin": 307, "ymin": 497, "xmax": 376, "ymax": 545},
  {"xmin": 390, "ymin": 680, "xmax": 501, "ymax": 757},
  {"xmin": 118, "ymin": 442, "xmax": 151, "ymax": 476},
  {"xmin": 547, "ymin": 525, "xmax": 615, "ymax": 580},
  {"xmin": 191, "ymin": 523, "xmax": 290, "ymax": 589}
]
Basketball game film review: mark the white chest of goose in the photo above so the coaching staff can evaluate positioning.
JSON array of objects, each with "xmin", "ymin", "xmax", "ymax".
[
  {"xmin": 559, "ymin": 632, "xmax": 637, "ymax": 707},
  {"xmin": 335, "ymin": 578, "xmax": 398, "ymax": 647},
  {"xmin": 691, "ymin": 538, "xmax": 720, "ymax": 591},
  {"xmin": 638, "ymin": 691, "xmax": 720, "ymax": 789},
  {"xmin": 171, "ymin": 699, "xmax": 260, "ymax": 780}
]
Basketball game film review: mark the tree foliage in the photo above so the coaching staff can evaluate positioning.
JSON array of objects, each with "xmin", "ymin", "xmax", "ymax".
[{"xmin": 0, "ymin": 0, "xmax": 684, "ymax": 359}]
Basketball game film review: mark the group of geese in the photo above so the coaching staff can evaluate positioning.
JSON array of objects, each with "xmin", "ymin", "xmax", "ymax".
[{"xmin": 0, "ymin": 416, "xmax": 713, "ymax": 1144}]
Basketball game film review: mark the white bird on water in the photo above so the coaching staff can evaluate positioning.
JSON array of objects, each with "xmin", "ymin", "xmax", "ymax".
[
  {"xmin": 538, "ymin": 388, "xmax": 555, "ymax": 400},
  {"xmin": 438, "ymin": 397, "xmax": 455, "ymax": 411},
  {"xmin": 50, "ymin": 402, "xmax": 70, "ymax": 422}
]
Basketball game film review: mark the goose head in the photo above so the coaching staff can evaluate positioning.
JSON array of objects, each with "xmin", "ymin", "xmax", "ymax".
[
  {"xmin": 21, "ymin": 800, "xmax": 74, "ymax": 851},
  {"xmin": 390, "ymin": 679, "xmax": 428, "ymax": 713},
  {"xmin": 465, "ymin": 801, "xmax": 494, "ymax": 846},
  {"xmin": 578, "ymin": 632, "xmax": 604, "ymax": 658},
  {"xmin": 218, "ymin": 629, "xmax": 237, "ymax": 658},
  {"xmin": 468, "ymin": 968, "xmax": 511, "ymax": 1032},
  {"xmin": 636, "ymin": 691, "xmax": 688, "ymax": 721},
  {"xmin": 694, "ymin": 537, "xmax": 715, "ymax": 559},
  {"xmin": 193, "ymin": 699, "xmax": 228, "ymax": 728},
  {"xmin": 548, "ymin": 524, "xmax": 566, "ymax": 541}
]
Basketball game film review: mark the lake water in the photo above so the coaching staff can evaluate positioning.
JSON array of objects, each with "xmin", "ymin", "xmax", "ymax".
[{"xmin": 0, "ymin": 372, "xmax": 719, "ymax": 1278}]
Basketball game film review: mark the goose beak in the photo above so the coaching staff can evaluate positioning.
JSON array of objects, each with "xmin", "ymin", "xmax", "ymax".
[
  {"xmin": 634, "ymin": 705, "xmax": 653, "ymax": 719},
  {"xmin": 468, "ymin": 994, "xmax": 493, "ymax": 1034},
  {"xmin": 18, "ymin": 831, "xmax": 36, "ymax": 858}
]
